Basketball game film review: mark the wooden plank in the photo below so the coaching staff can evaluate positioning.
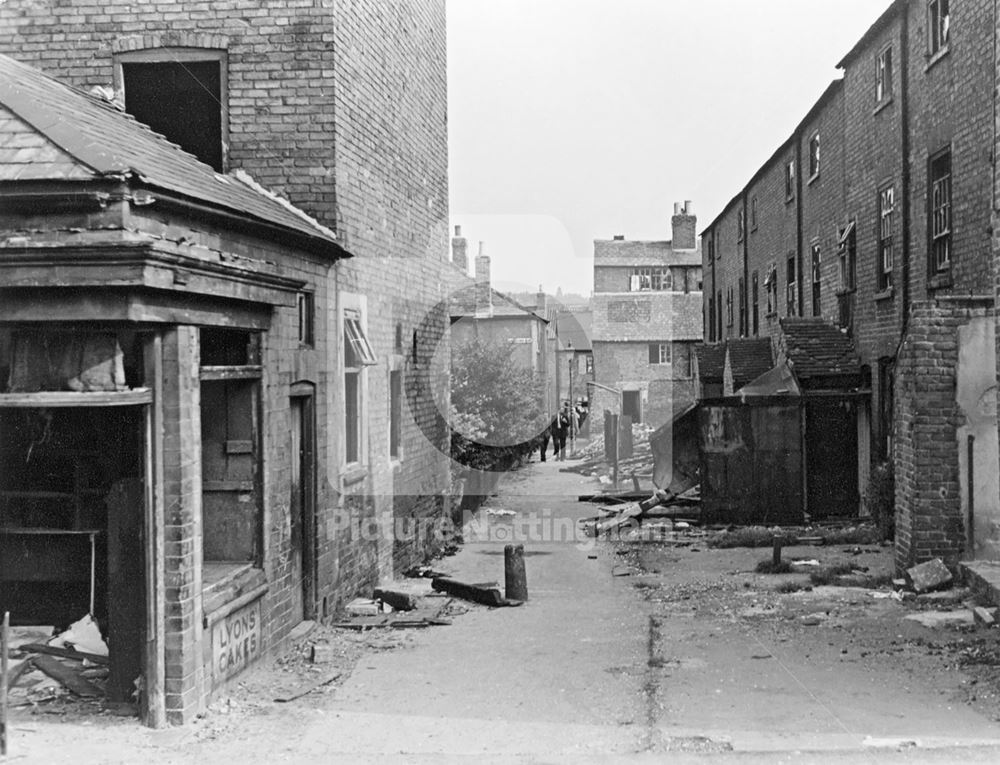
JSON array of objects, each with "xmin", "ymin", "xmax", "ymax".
[
  {"xmin": 0, "ymin": 389, "xmax": 152, "ymax": 408},
  {"xmin": 16, "ymin": 644, "xmax": 109, "ymax": 666},
  {"xmin": 32, "ymin": 654, "xmax": 102, "ymax": 697}
]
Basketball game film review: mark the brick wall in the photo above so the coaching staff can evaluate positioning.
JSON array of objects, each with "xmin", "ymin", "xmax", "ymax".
[{"xmin": 894, "ymin": 299, "xmax": 994, "ymax": 572}]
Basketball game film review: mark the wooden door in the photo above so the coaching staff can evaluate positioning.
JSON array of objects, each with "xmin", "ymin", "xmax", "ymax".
[{"xmin": 289, "ymin": 394, "xmax": 316, "ymax": 622}]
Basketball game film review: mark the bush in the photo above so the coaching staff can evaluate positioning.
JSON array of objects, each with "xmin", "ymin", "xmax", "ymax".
[{"xmin": 865, "ymin": 461, "xmax": 895, "ymax": 542}]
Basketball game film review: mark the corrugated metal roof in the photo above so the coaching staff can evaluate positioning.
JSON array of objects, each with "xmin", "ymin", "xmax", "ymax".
[{"xmin": 0, "ymin": 53, "xmax": 343, "ymax": 253}]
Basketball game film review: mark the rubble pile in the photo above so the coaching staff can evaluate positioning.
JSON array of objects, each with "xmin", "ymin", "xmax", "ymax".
[{"xmin": 567, "ymin": 423, "xmax": 655, "ymax": 482}]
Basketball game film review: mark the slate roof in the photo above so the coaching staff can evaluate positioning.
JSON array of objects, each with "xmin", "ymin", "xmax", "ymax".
[
  {"xmin": 726, "ymin": 337, "xmax": 774, "ymax": 389},
  {"xmin": 779, "ymin": 318, "xmax": 860, "ymax": 379},
  {"xmin": 447, "ymin": 274, "xmax": 547, "ymax": 322},
  {"xmin": 556, "ymin": 310, "xmax": 592, "ymax": 351},
  {"xmin": 0, "ymin": 53, "xmax": 344, "ymax": 255},
  {"xmin": 696, "ymin": 344, "xmax": 726, "ymax": 383},
  {"xmin": 593, "ymin": 239, "xmax": 702, "ymax": 267}
]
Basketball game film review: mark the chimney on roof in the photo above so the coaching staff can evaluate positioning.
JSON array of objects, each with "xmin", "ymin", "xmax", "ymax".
[
  {"xmin": 451, "ymin": 224, "xmax": 468, "ymax": 274},
  {"xmin": 474, "ymin": 241, "xmax": 492, "ymax": 315},
  {"xmin": 536, "ymin": 287, "xmax": 548, "ymax": 320},
  {"xmin": 613, "ymin": 234, "xmax": 625, "ymax": 241},
  {"xmin": 672, "ymin": 200, "xmax": 697, "ymax": 251}
]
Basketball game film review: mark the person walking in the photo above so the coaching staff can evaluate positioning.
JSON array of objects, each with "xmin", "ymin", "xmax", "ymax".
[{"xmin": 553, "ymin": 403, "xmax": 571, "ymax": 461}]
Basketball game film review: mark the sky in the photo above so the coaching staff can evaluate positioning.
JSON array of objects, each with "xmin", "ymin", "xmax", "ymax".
[{"xmin": 447, "ymin": 0, "xmax": 895, "ymax": 297}]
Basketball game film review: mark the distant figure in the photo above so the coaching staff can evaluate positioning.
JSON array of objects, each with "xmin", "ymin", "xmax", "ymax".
[
  {"xmin": 552, "ymin": 403, "xmax": 571, "ymax": 461},
  {"xmin": 538, "ymin": 420, "xmax": 551, "ymax": 461}
]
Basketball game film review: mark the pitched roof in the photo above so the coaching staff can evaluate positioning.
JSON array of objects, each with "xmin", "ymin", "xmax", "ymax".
[
  {"xmin": 593, "ymin": 239, "xmax": 702, "ymax": 267},
  {"xmin": 0, "ymin": 53, "xmax": 344, "ymax": 255},
  {"xmin": 725, "ymin": 337, "xmax": 774, "ymax": 389},
  {"xmin": 556, "ymin": 310, "xmax": 592, "ymax": 351},
  {"xmin": 696, "ymin": 344, "xmax": 726, "ymax": 382},
  {"xmin": 779, "ymin": 318, "xmax": 860, "ymax": 379}
]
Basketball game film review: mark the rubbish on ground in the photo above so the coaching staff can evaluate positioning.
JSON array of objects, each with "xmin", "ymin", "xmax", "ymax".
[
  {"xmin": 32, "ymin": 654, "xmax": 102, "ymax": 697},
  {"xmin": 431, "ymin": 577, "xmax": 509, "ymax": 607},
  {"xmin": 274, "ymin": 672, "xmax": 342, "ymax": 703},
  {"xmin": 973, "ymin": 606, "xmax": 998, "ymax": 627},
  {"xmin": 48, "ymin": 614, "xmax": 108, "ymax": 658},
  {"xmin": 310, "ymin": 643, "xmax": 338, "ymax": 663},
  {"xmin": 403, "ymin": 566, "xmax": 447, "ymax": 579},
  {"xmin": 915, "ymin": 587, "xmax": 969, "ymax": 604},
  {"xmin": 800, "ymin": 612, "xmax": 828, "ymax": 626},
  {"xmin": 373, "ymin": 588, "xmax": 417, "ymax": 612},
  {"xmin": 906, "ymin": 558, "xmax": 953, "ymax": 594},
  {"xmin": 346, "ymin": 598, "xmax": 390, "ymax": 616},
  {"xmin": 903, "ymin": 610, "xmax": 975, "ymax": 629},
  {"xmin": 870, "ymin": 591, "xmax": 893, "ymax": 599},
  {"xmin": 791, "ymin": 559, "xmax": 820, "ymax": 567}
]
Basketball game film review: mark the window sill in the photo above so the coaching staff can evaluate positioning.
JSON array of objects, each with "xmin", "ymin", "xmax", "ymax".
[
  {"xmin": 873, "ymin": 96, "xmax": 894, "ymax": 116},
  {"xmin": 807, "ymin": 172, "xmax": 820, "ymax": 186},
  {"xmin": 874, "ymin": 287, "xmax": 894, "ymax": 302},
  {"xmin": 927, "ymin": 271, "xmax": 952, "ymax": 290},
  {"xmin": 202, "ymin": 563, "xmax": 267, "ymax": 624},
  {"xmin": 925, "ymin": 45, "xmax": 950, "ymax": 73},
  {"xmin": 835, "ymin": 287, "xmax": 857, "ymax": 297}
]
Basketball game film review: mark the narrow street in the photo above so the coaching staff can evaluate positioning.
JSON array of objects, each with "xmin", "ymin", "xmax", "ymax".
[{"xmin": 12, "ymin": 455, "xmax": 1000, "ymax": 763}]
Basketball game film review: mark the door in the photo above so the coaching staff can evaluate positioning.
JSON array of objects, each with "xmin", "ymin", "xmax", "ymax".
[
  {"xmin": 289, "ymin": 393, "xmax": 316, "ymax": 622},
  {"xmin": 806, "ymin": 398, "xmax": 859, "ymax": 519},
  {"xmin": 622, "ymin": 390, "xmax": 641, "ymax": 424}
]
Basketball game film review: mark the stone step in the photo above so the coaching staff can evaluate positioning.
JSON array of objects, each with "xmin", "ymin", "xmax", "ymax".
[{"xmin": 960, "ymin": 560, "xmax": 1000, "ymax": 608}]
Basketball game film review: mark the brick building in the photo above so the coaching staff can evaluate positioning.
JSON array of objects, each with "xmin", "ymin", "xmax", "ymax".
[
  {"xmin": 700, "ymin": 0, "xmax": 1000, "ymax": 570},
  {"xmin": 591, "ymin": 203, "xmax": 703, "ymax": 429},
  {"xmin": 0, "ymin": 0, "xmax": 450, "ymax": 725}
]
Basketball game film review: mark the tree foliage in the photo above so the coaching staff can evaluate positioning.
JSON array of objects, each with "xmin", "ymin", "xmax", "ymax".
[{"xmin": 450, "ymin": 338, "xmax": 547, "ymax": 469}]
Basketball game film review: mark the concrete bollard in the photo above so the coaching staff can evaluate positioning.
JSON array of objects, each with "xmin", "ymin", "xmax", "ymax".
[
  {"xmin": 772, "ymin": 536, "xmax": 782, "ymax": 567},
  {"xmin": 504, "ymin": 544, "xmax": 528, "ymax": 601}
]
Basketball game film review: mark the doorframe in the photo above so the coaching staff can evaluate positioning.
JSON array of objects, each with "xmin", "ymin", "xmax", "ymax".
[{"xmin": 290, "ymin": 383, "xmax": 317, "ymax": 621}]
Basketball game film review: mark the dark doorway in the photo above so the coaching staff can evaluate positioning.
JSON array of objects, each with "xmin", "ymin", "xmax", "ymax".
[
  {"xmin": 806, "ymin": 398, "xmax": 859, "ymax": 519},
  {"xmin": 622, "ymin": 390, "xmax": 641, "ymax": 424},
  {"xmin": 289, "ymin": 392, "xmax": 316, "ymax": 622}
]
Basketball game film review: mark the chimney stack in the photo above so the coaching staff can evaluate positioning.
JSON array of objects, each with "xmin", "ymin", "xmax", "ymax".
[
  {"xmin": 536, "ymin": 286, "xmax": 547, "ymax": 320},
  {"xmin": 672, "ymin": 200, "xmax": 697, "ymax": 250},
  {"xmin": 474, "ymin": 241, "xmax": 492, "ymax": 315},
  {"xmin": 451, "ymin": 224, "xmax": 468, "ymax": 274}
]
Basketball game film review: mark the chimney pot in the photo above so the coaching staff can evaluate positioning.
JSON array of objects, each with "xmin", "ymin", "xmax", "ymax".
[
  {"xmin": 454, "ymin": 224, "xmax": 462, "ymax": 236},
  {"xmin": 671, "ymin": 200, "xmax": 697, "ymax": 250},
  {"xmin": 684, "ymin": 200, "xmax": 694, "ymax": 214},
  {"xmin": 478, "ymin": 241, "xmax": 486, "ymax": 256},
  {"xmin": 673, "ymin": 202, "xmax": 681, "ymax": 215}
]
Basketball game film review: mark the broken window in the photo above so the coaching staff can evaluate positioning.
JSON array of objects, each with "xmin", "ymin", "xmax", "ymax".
[
  {"xmin": 119, "ymin": 51, "xmax": 227, "ymax": 172},
  {"xmin": 629, "ymin": 267, "xmax": 672, "ymax": 292}
]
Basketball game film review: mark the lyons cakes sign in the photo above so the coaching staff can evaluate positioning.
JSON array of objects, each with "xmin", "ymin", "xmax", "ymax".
[{"xmin": 211, "ymin": 598, "xmax": 263, "ymax": 684}]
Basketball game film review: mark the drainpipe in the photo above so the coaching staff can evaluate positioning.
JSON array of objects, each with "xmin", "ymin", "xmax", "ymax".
[
  {"xmin": 795, "ymin": 135, "xmax": 805, "ymax": 317},
  {"xmin": 743, "ymin": 191, "xmax": 750, "ymax": 337},
  {"xmin": 899, "ymin": 9, "xmax": 912, "ymax": 339}
]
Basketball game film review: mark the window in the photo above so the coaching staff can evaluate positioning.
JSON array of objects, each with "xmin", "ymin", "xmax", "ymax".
[
  {"xmin": 708, "ymin": 296, "xmax": 716, "ymax": 342},
  {"xmin": 119, "ymin": 50, "xmax": 227, "ymax": 172},
  {"xmin": 630, "ymin": 267, "xmax": 672, "ymax": 291},
  {"xmin": 707, "ymin": 235, "xmax": 715, "ymax": 262},
  {"xmin": 297, "ymin": 292, "xmax": 314, "ymax": 347},
  {"xmin": 648, "ymin": 343, "xmax": 671, "ymax": 365},
  {"xmin": 786, "ymin": 254, "xmax": 797, "ymax": 317},
  {"xmin": 838, "ymin": 221, "xmax": 857, "ymax": 291},
  {"xmin": 751, "ymin": 271, "xmax": 759, "ymax": 335},
  {"xmin": 876, "ymin": 46, "xmax": 893, "ymax": 103},
  {"xmin": 928, "ymin": 0, "xmax": 950, "ymax": 56},
  {"xmin": 343, "ymin": 305, "xmax": 376, "ymax": 465},
  {"xmin": 389, "ymin": 370, "xmax": 402, "ymax": 459},
  {"xmin": 878, "ymin": 185, "xmax": 894, "ymax": 291},
  {"xmin": 751, "ymin": 196, "xmax": 758, "ymax": 231},
  {"xmin": 726, "ymin": 287, "xmax": 734, "ymax": 327},
  {"xmin": 930, "ymin": 149, "xmax": 952, "ymax": 273},
  {"xmin": 811, "ymin": 244, "xmax": 822, "ymax": 317},
  {"xmin": 737, "ymin": 209, "xmax": 745, "ymax": 242},
  {"xmin": 738, "ymin": 276, "xmax": 746, "ymax": 337},
  {"xmin": 585, "ymin": 355, "xmax": 593, "ymax": 374},
  {"xmin": 808, "ymin": 133, "xmax": 820, "ymax": 179},
  {"xmin": 765, "ymin": 264, "xmax": 777, "ymax": 316},
  {"xmin": 785, "ymin": 159, "xmax": 796, "ymax": 200},
  {"xmin": 716, "ymin": 290, "xmax": 723, "ymax": 338}
]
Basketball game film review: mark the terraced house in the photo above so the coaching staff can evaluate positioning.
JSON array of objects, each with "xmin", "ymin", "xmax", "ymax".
[
  {"xmin": 700, "ymin": 0, "xmax": 1000, "ymax": 574},
  {"xmin": 0, "ymin": 0, "xmax": 450, "ymax": 727}
]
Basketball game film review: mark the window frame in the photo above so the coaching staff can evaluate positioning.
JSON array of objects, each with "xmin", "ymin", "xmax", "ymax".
[
  {"xmin": 751, "ymin": 271, "xmax": 760, "ymax": 335},
  {"xmin": 875, "ymin": 45, "xmax": 893, "ymax": 104},
  {"xmin": 340, "ymin": 296, "xmax": 376, "ymax": 469},
  {"xmin": 726, "ymin": 287, "xmax": 734, "ymax": 328},
  {"xmin": 648, "ymin": 342, "xmax": 671, "ymax": 366},
  {"xmin": 785, "ymin": 159, "xmax": 796, "ymax": 201},
  {"xmin": 737, "ymin": 209, "xmax": 745, "ymax": 242},
  {"xmin": 838, "ymin": 221, "xmax": 857, "ymax": 292},
  {"xmin": 877, "ymin": 185, "xmax": 895, "ymax": 292},
  {"xmin": 927, "ymin": 0, "xmax": 951, "ymax": 58},
  {"xmin": 808, "ymin": 133, "xmax": 820, "ymax": 181},
  {"xmin": 929, "ymin": 148, "xmax": 952, "ymax": 274},
  {"xmin": 630, "ymin": 266, "xmax": 672, "ymax": 292},
  {"xmin": 786, "ymin": 254, "xmax": 798, "ymax": 317},
  {"xmin": 114, "ymin": 47, "xmax": 229, "ymax": 172},
  {"xmin": 811, "ymin": 243, "xmax": 822, "ymax": 317},
  {"xmin": 297, "ymin": 291, "xmax": 315, "ymax": 348},
  {"xmin": 750, "ymin": 196, "xmax": 758, "ymax": 231}
]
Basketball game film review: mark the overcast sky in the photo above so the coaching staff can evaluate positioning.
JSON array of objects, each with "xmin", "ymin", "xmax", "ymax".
[{"xmin": 447, "ymin": 0, "xmax": 895, "ymax": 297}]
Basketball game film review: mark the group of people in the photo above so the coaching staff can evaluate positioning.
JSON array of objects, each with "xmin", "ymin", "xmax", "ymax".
[{"xmin": 539, "ymin": 400, "xmax": 589, "ymax": 462}]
